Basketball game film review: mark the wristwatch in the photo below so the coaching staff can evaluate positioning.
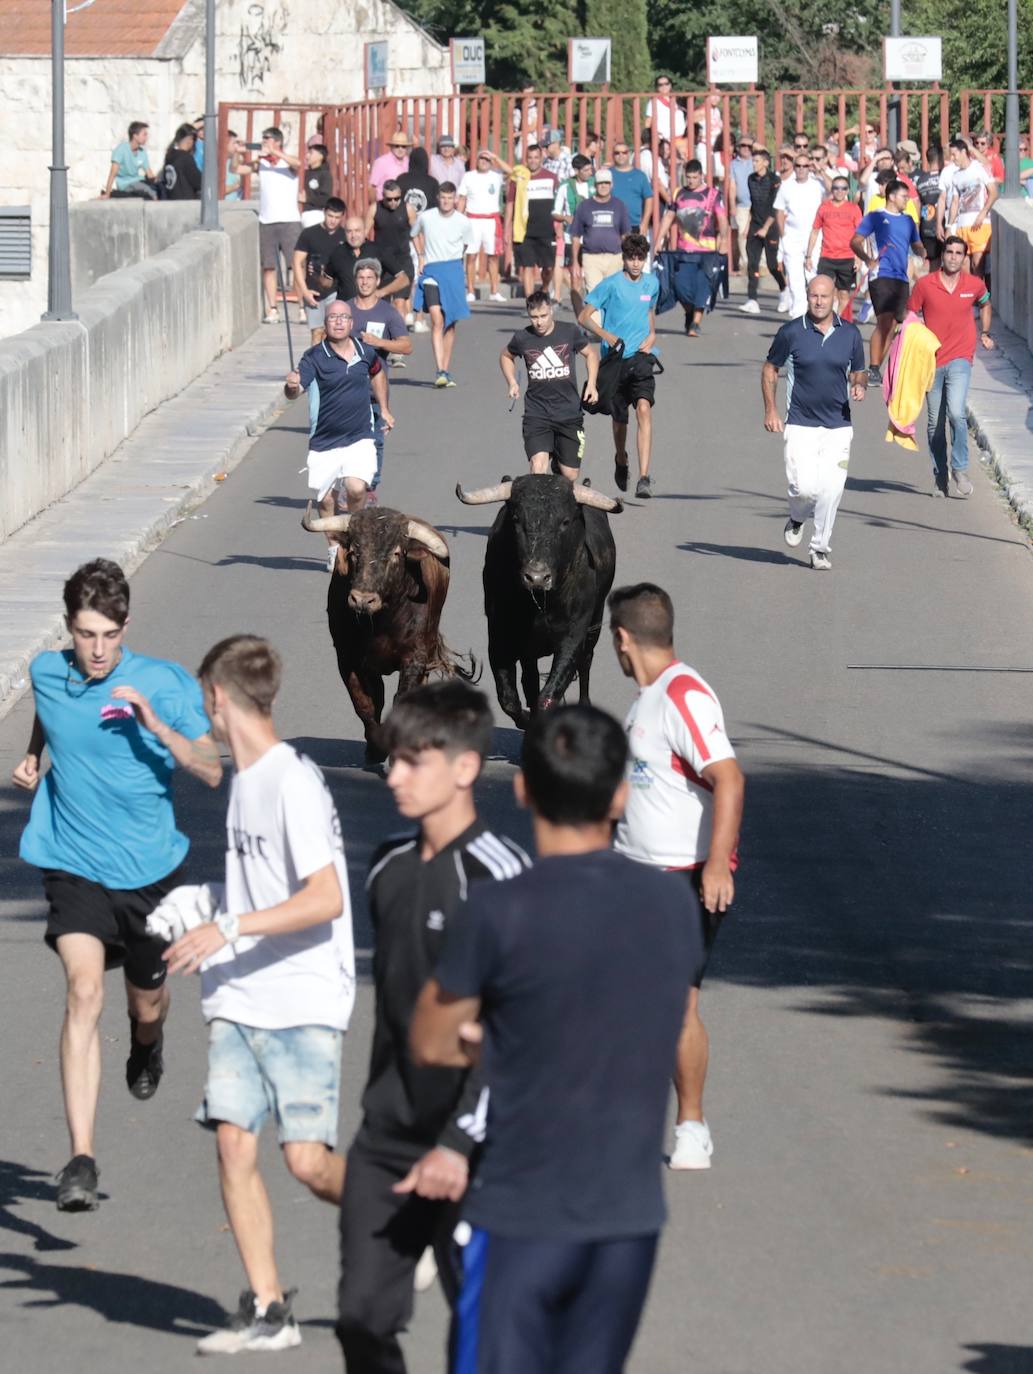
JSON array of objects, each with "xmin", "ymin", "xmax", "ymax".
[{"xmin": 215, "ymin": 911, "xmax": 241, "ymax": 945}]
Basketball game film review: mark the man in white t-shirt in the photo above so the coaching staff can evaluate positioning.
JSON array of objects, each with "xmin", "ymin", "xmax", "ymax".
[
  {"xmin": 457, "ymin": 149, "xmax": 512, "ymax": 302},
  {"xmin": 237, "ymin": 126, "xmax": 303, "ymax": 323},
  {"xmin": 774, "ymin": 151, "xmax": 826, "ymax": 317},
  {"xmin": 945, "ymin": 137, "xmax": 998, "ymax": 278},
  {"xmin": 164, "ymin": 635, "xmax": 355, "ymax": 1356},
  {"xmin": 412, "ymin": 184, "xmax": 475, "ymax": 387},
  {"xmin": 609, "ymin": 583, "xmax": 744, "ymax": 1172}
]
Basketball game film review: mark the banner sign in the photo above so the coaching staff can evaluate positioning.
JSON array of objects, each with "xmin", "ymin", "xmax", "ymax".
[
  {"xmin": 364, "ymin": 40, "xmax": 388, "ymax": 91},
  {"xmin": 450, "ymin": 37, "xmax": 486, "ymax": 85},
  {"xmin": 884, "ymin": 36, "xmax": 942, "ymax": 81},
  {"xmin": 707, "ymin": 36, "xmax": 759, "ymax": 85},
  {"xmin": 568, "ymin": 37, "xmax": 612, "ymax": 84}
]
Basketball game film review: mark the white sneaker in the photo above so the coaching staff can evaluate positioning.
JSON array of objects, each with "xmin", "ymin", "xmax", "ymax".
[
  {"xmin": 465, "ymin": 291, "xmax": 476, "ymax": 303},
  {"xmin": 404, "ymin": 311, "xmax": 415, "ymax": 325},
  {"xmin": 263, "ymin": 310, "xmax": 279, "ymax": 325},
  {"xmin": 809, "ymin": 549, "xmax": 832, "ymax": 571},
  {"xmin": 739, "ymin": 298, "xmax": 761, "ymax": 314},
  {"xmin": 489, "ymin": 291, "xmax": 507, "ymax": 302},
  {"xmin": 776, "ymin": 291, "xmax": 790, "ymax": 314},
  {"xmin": 413, "ymin": 319, "xmax": 430, "ymax": 334},
  {"xmin": 414, "ymin": 1246, "xmax": 438, "ymax": 1292},
  {"xmin": 783, "ymin": 517, "xmax": 804, "ymax": 547},
  {"xmin": 669, "ymin": 1119, "xmax": 714, "ymax": 1170},
  {"xmin": 297, "ymin": 311, "xmax": 307, "ymax": 325}
]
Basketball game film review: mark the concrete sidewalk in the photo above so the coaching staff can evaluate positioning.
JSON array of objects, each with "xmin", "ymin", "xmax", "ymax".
[
  {"xmin": 968, "ymin": 320, "xmax": 1033, "ymax": 535},
  {"xmin": 0, "ymin": 321, "xmax": 290, "ymax": 713}
]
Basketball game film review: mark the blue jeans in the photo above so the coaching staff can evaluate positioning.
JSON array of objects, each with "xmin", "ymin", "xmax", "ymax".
[{"xmin": 926, "ymin": 357, "xmax": 972, "ymax": 479}]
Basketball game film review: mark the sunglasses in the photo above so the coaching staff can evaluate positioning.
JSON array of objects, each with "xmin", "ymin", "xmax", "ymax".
[
  {"xmin": 389, "ymin": 143, "xmax": 408, "ymax": 150},
  {"xmin": 383, "ymin": 195, "xmax": 401, "ymax": 203},
  {"xmin": 795, "ymin": 161, "xmax": 811, "ymax": 168}
]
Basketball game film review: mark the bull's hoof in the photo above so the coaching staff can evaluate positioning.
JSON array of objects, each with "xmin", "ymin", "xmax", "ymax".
[{"xmin": 363, "ymin": 744, "xmax": 387, "ymax": 769}]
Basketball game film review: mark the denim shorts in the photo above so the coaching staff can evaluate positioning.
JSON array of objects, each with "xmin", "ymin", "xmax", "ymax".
[{"xmin": 195, "ymin": 1019, "xmax": 343, "ymax": 1145}]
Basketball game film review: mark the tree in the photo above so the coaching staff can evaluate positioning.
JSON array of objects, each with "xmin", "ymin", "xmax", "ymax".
[{"xmin": 581, "ymin": 0, "xmax": 652, "ymax": 91}]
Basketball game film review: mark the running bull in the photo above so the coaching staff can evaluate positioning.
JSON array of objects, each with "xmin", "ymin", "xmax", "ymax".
[
  {"xmin": 302, "ymin": 505, "xmax": 474, "ymax": 763},
  {"xmin": 455, "ymin": 473, "xmax": 622, "ymax": 729}
]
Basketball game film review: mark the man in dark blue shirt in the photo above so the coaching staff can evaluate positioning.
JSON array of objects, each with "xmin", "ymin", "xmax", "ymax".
[
  {"xmin": 285, "ymin": 301, "xmax": 394, "ymax": 557},
  {"xmin": 761, "ymin": 274, "xmax": 867, "ymax": 570},
  {"xmin": 411, "ymin": 705, "xmax": 701, "ymax": 1374}
]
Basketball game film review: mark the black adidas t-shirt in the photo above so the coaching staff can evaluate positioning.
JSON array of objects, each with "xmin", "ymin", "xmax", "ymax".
[{"xmin": 506, "ymin": 321, "xmax": 587, "ymax": 424}]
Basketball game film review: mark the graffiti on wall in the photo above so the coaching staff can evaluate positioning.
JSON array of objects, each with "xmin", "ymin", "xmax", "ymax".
[{"xmin": 238, "ymin": 3, "xmax": 289, "ymax": 92}]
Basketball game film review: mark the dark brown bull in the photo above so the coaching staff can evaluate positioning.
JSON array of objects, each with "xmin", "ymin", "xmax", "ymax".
[{"xmin": 302, "ymin": 505, "xmax": 473, "ymax": 763}]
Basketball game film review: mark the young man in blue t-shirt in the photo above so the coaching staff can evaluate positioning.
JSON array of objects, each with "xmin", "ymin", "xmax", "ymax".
[
  {"xmin": 578, "ymin": 232, "xmax": 661, "ymax": 501},
  {"xmin": 850, "ymin": 178, "xmax": 925, "ymax": 383},
  {"xmin": 14, "ymin": 560, "xmax": 221, "ymax": 1211}
]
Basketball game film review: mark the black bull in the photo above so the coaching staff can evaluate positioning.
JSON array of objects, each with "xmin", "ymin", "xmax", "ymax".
[
  {"xmin": 302, "ymin": 505, "xmax": 474, "ymax": 762},
  {"xmin": 456, "ymin": 474, "xmax": 623, "ymax": 729}
]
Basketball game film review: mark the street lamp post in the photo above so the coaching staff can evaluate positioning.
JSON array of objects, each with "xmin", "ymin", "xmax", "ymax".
[
  {"xmin": 199, "ymin": 0, "xmax": 220, "ymax": 229},
  {"xmin": 1003, "ymin": 0, "xmax": 1021, "ymax": 195},
  {"xmin": 888, "ymin": 0, "xmax": 902, "ymax": 150},
  {"xmin": 42, "ymin": 0, "xmax": 76, "ymax": 321}
]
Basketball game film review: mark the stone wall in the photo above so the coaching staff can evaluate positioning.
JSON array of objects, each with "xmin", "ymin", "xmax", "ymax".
[
  {"xmin": 991, "ymin": 199, "xmax": 1033, "ymax": 355},
  {"xmin": 0, "ymin": 205, "xmax": 260, "ymax": 543}
]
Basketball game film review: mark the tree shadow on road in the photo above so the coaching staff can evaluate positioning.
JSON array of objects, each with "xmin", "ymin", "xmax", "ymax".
[
  {"xmin": 0, "ymin": 1251, "xmax": 225, "ymax": 1336},
  {"xmin": 677, "ymin": 541, "xmax": 797, "ymax": 565},
  {"xmin": 215, "ymin": 554, "xmax": 324, "ymax": 573},
  {"xmin": 0, "ymin": 1162, "xmax": 77, "ymax": 1254},
  {"xmin": 960, "ymin": 1344, "xmax": 1033, "ymax": 1373}
]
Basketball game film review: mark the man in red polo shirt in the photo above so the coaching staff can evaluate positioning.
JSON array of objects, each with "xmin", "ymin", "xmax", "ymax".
[
  {"xmin": 909, "ymin": 234, "xmax": 993, "ymax": 498},
  {"xmin": 806, "ymin": 176, "xmax": 863, "ymax": 316}
]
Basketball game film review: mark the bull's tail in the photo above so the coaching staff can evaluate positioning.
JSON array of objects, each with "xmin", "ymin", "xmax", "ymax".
[{"xmin": 426, "ymin": 637, "xmax": 482, "ymax": 684}]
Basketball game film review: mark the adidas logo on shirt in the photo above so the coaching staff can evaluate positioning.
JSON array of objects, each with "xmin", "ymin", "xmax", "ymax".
[{"xmin": 528, "ymin": 345, "xmax": 570, "ymax": 381}]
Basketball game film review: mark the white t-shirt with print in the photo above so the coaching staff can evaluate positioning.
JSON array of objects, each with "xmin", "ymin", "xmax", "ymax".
[
  {"xmin": 200, "ymin": 743, "xmax": 355, "ymax": 1031},
  {"xmin": 773, "ymin": 176, "xmax": 825, "ymax": 245},
  {"xmin": 950, "ymin": 161, "xmax": 993, "ymax": 227},
  {"xmin": 258, "ymin": 156, "xmax": 301, "ymax": 224},
  {"xmin": 414, "ymin": 208, "xmax": 474, "ymax": 263},
  {"xmin": 614, "ymin": 661, "xmax": 737, "ymax": 870},
  {"xmin": 458, "ymin": 169, "xmax": 505, "ymax": 216}
]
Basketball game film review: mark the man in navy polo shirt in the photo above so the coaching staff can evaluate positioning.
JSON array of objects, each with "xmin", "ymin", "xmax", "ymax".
[
  {"xmin": 285, "ymin": 301, "xmax": 395, "ymax": 559},
  {"xmin": 761, "ymin": 275, "xmax": 867, "ymax": 570}
]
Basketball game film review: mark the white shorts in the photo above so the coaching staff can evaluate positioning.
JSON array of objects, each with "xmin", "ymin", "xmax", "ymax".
[
  {"xmin": 466, "ymin": 218, "xmax": 499, "ymax": 256},
  {"xmin": 307, "ymin": 439, "xmax": 377, "ymax": 499}
]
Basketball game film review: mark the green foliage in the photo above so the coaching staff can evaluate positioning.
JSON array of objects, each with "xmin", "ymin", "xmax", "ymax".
[
  {"xmin": 582, "ymin": 0, "xmax": 652, "ymax": 91},
  {"xmin": 907, "ymin": 0, "xmax": 1033, "ymax": 94}
]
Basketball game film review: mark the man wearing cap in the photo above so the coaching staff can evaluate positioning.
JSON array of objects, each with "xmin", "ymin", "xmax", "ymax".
[
  {"xmin": 726, "ymin": 137, "xmax": 755, "ymax": 273},
  {"xmin": 458, "ymin": 149, "xmax": 512, "ymax": 302},
  {"xmin": 542, "ymin": 128, "xmax": 573, "ymax": 184},
  {"xmin": 571, "ymin": 169, "xmax": 631, "ymax": 294},
  {"xmin": 369, "ymin": 133, "xmax": 411, "ymax": 204},
  {"xmin": 430, "ymin": 135, "xmax": 466, "ymax": 187}
]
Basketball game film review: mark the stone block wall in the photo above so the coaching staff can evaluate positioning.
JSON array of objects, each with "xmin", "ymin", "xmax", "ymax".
[{"xmin": 991, "ymin": 200, "xmax": 1033, "ymax": 355}]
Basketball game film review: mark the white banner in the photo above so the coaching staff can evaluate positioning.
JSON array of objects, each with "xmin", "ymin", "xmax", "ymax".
[
  {"xmin": 451, "ymin": 37, "xmax": 486, "ymax": 86},
  {"xmin": 884, "ymin": 36, "xmax": 942, "ymax": 82},
  {"xmin": 364, "ymin": 40, "xmax": 388, "ymax": 91},
  {"xmin": 568, "ymin": 38, "xmax": 611, "ymax": 84},
  {"xmin": 707, "ymin": 36, "xmax": 758, "ymax": 85}
]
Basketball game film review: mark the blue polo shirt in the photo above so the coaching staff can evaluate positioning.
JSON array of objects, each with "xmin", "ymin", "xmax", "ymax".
[
  {"xmin": 585, "ymin": 269, "xmax": 659, "ymax": 356},
  {"xmin": 20, "ymin": 648, "xmax": 210, "ymax": 889},
  {"xmin": 856, "ymin": 209, "xmax": 920, "ymax": 282},
  {"xmin": 298, "ymin": 338, "xmax": 382, "ymax": 451},
  {"xmin": 609, "ymin": 168, "xmax": 653, "ymax": 225},
  {"xmin": 766, "ymin": 314, "xmax": 866, "ymax": 428}
]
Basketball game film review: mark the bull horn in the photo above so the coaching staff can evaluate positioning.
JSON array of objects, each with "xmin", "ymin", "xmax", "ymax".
[
  {"xmin": 572, "ymin": 485, "xmax": 624, "ymax": 514},
  {"xmin": 456, "ymin": 481, "xmax": 513, "ymax": 505},
  {"xmin": 301, "ymin": 509, "xmax": 353, "ymax": 533},
  {"xmin": 406, "ymin": 520, "xmax": 449, "ymax": 558}
]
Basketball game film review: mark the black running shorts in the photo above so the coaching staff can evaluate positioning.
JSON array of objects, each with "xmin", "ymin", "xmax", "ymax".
[
  {"xmin": 672, "ymin": 866, "xmax": 725, "ymax": 988},
  {"xmin": 421, "ymin": 281, "xmax": 442, "ymax": 310},
  {"xmin": 515, "ymin": 236, "xmax": 555, "ymax": 270},
  {"xmin": 817, "ymin": 256, "xmax": 856, "ymax": 292},
  {"xmin": 868, "ymin": 275, "xmax": 911, "ymax": 323},
  {"xmin": 42, "ymin": 863, "xmax": 186, "ymax": 989},
  {"xmin": 611, "ymin": 352, "xmax": 657, "ymax": 427},
  {"xmin": 522, "ymin": 417, "xmax": 585, "ymax": 469}
]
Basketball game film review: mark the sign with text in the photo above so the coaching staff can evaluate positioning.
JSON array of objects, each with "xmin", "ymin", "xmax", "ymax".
[
  {"xmin": 450, "ymin": 37, "xmax": 486, "ymax": 85},
  {"xmin": 568, "ymin": 37, "xmax": 611, "ymax": 84},
  {"xmin": 884, "ymin": 36, "xmax": 942, "ymax": 81},
  {"xmin": 707, "ymin": 36, "xmax": 758, "ymax": 84},
  {"xmin": 364, "ymin": 40, "xmax": 388, "ymax": 91}
]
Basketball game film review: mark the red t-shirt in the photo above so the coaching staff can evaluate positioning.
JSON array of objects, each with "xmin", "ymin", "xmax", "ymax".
[
  {"xmin": 813, "ymin": 199, "xmax": 863, "ymax": 258},
  {"xmin": 909, "ymin": 270, "xmax": 989, "ymax": 366}
]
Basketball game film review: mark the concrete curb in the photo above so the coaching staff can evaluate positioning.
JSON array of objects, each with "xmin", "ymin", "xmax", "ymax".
[
  {"xmin": 967, "ymin": 320, "xmax": 1033, "ymax": 537},
  {"xmin": 0, "ymin": 325, "xmax": 289, "ymax": 719}
]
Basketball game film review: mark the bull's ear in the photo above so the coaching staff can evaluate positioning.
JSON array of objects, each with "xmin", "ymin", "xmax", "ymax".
[{"xmin": 405, "ymin": 542, "xmax": 430, "ymax": 561}]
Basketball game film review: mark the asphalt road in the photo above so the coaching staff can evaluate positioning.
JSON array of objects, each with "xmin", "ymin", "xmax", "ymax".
[{"xmin": 1, "ymin": 291, "xmax": 1032, "ymax": 1374}]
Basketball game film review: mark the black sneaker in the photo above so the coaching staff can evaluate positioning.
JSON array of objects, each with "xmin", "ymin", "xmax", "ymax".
[
  {"xmin": 196, "ymin": 1290, "xmax": 259, "ymax": 1355},
  {"xmin": 866, "ymin": 364, "xmax": 882, "ymax": 385},
  {"xmin": 243, "ymin": 1290, "xmax": 302, "ymax": 1353},
  {"xmin": 126, "ymin": 1018, "xmax": 164, "ymax": 1100},
  {"xmin": 613, "ymin": 461, "xmax": 629, "ymax": 493},
  {"xmin": 56, "ymin": 1154, "xmax": 99, "ymax": 1212},
  {"xmin": 636, "ymin": 476, "xmax": 654, "ymax": 499}
]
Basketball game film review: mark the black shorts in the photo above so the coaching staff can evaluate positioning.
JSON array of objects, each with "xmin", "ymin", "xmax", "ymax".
[
  {"xmin": 673, "ymin": 866, "xmax": 724, "ymax": 988},
  {"xmin": 42, "ymin": 862, "xmax": 186, "ymax": 988},
  {"xmin": 817, "ymin": 257, "xmax": 856, "ymax": 292},
  {"xmin": 868, "ymin": 275, "xmax": 911, "ymax": 323},
  {"xmin": 515, "ymin": 235, "xmax": 555, "ymax": 271},
  {"xmin": 421, "ymin": 281, "xmax": 441, "ymax": 310},
  {"xmin": 522, "ymin": 417, "xmax": 585, "ymax": 469},
  {"xmin": 611, "ymin": 352, "xmax": 657, "ymax": 427},
  {"xmin": 921, "ymin": 232, "xmax": 941, "ymax": 263}
]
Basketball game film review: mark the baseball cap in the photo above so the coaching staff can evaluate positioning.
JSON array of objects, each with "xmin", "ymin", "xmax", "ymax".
[
  {"xmin": 437, "ymin": 134, "xmax": 455, "ymax": 148},
  {"xmin": 895, "ymin": 138, "xmax": 920, "ymax": 160},
  {"xmin": 544, "ymin": 128, "xmax": 561, "ymax": 143},
  {"xmin": 594, "ymin": 168, "xmax": 613, "ymax": 182}
]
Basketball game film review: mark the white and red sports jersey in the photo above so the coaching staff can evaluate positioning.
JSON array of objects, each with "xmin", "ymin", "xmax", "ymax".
[{"xmin": 614, "ymin": 660, "xmax": 736, "ymax": 870}]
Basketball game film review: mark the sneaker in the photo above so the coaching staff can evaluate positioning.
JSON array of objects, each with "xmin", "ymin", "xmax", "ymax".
[
  {"xmin": 951, "ymin": 469, "xmax": 974, "ymax": 498},
  {"xmin": 866, "ymin": 364, "xmax": 882, "ymax": 386},
  {"xmin": 55, "ymin": 1154, "xmax": 99, "ymax": 1212},
  {"xmin": 296, "ymin": 311, "xmax": 307, "ymax": 326},
  {"xmin": 126, "ymin": 1018, "xmax": 164, "ymax": 1100},
  {"xmin": 465, "ymin": 291, "xmax": 476, "ymax": 303},
  {"xmin": 636, "ymin": 476, "xmax": 654, "ymax": 499},
  {"xmin": 413, "ymin": 319, "xmax": 430, "ymax": 334},
  {"xmin": 930, "ymin": 474, "xmax": 948, "ymax": 498},
  {"xmin": 783, "ymin": 518, "xmax": 804, "ymax": 547},
  {"xmin": 443, "ymin": 373, "xmax": 457, "ymax": 388},
  {"xmin": 739, "ymin": 298, "xmax": 761, "ymax": 314},
  {"xmin": 669, "ymin": 1119, "xmax": 713, "ymax": 1171},
  {"xmin": 387, "ymin": 354, "xmax": 406, "ymax": 369},
  {"xmin": 776, "ymin": 290, "xmax": 791, "ymax": 313},
  {"xmin": 242, "ymin": 1290, "xmax": 302, "ymax": 1353},
  {"xmin": 613, "ymin": 460, "xmax": 629, "ymax": 493},
  {"xmin": 197, "ymin": 1290, "xmax": 259, "ymax": 1355},
  {"xmin": 489, "ymin": 291, "xmax": 507, "ymax": 302},
  {"xmin": 856, "ymin": 300, "xmax": 873, "ymax": 324},
  {"xmin": 262, "ymin": 310, "xmax": 279, "ymax": 325},
  {"xmin": 434, "ymin": 371, "xmax": 448, "ymax": 388},
  {"xmin": 810, "ymin": 549, "xmax": 832, "ymax": 571},
  {"xmin": 404, "ymin": 311, "xmax": 415, "ymax": 325}
]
